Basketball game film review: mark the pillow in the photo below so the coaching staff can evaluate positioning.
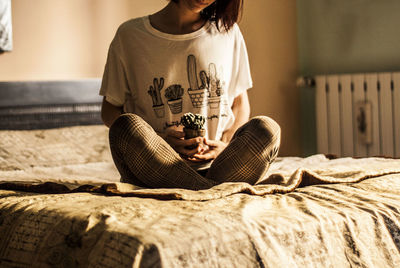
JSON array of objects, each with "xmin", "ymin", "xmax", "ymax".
[{"xmin": 0, "ymin": 125, "xmax": 112, "ymax": 171}]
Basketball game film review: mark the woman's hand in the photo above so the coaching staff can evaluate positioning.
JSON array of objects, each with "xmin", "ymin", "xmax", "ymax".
[
  {"xmin": 191, "ymin": 138, "xmax": 227, "ymax": 161},
  {"xmin": 164, "ymin": 128, "xmax": 206, "ymax": 158}
]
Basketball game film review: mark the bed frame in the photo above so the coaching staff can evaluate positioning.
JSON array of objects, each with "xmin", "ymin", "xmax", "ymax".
[{"xmin": 0, "ymin": 79, "xmax": 103, "ymax": 130}]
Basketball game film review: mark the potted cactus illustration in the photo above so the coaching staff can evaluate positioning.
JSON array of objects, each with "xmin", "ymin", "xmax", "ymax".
[
  {"xmin": 187, "ymin": 55, "xmax": 207, "ymax": 108},
  {"xmin": 207, "ymin": 63, "xmax": 223, "ymax": 109},
  {"xmin": 181, "ymin": 112, "xmax": 206, "ymax": 149},
  {"xmin": 165, "ymin": 84, "xmax": 184, "ymax": 114},
  {"xmin": 147, "ymin": 77, "xmax": 165, "ymax": 118}
]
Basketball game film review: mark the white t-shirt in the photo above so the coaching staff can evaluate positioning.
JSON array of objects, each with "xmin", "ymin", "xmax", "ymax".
[{"xmin": 100, "ymin": 15, "xmax": 252, "ymax": 141}]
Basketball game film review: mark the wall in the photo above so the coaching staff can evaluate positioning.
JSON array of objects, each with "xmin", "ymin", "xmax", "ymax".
[
  {"xmin": 0, "ymin": 0, "xmax": 300, "ymax": 156},
  {"xmin": 297, "ymin": 0, "xmax": 400, "ymax": 76},
  {"xmin": 297, "ymin": 0, "xmax": 400, "ymax": 155},
  {"xmin": 241, "ymin": 0, "xmax": 300, "ymax": 156},
  {"xmin": 0, "ymin": 0, "xmax": 162, "ymax": 80}
]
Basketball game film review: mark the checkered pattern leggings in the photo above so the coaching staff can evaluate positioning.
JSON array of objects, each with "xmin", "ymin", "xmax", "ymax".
[{"xmin": 109, "ymin": 114, "xmax": 281, "ymax": 190}]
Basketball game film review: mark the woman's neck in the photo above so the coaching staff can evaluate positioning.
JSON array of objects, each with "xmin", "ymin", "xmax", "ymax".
[{"xmin": 149, "ymin": 2, "xmax": 206, "ymax": 34}]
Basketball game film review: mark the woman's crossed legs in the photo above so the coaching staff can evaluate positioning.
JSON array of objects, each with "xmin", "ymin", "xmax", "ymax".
[{"xmin": 109, "ymin": 114, "xmax": 280, "ymax": 190}]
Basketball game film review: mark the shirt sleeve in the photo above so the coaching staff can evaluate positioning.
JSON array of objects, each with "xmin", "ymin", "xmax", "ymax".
[
  {"xmin": 230, "ymin": 24, "xmax": 253, "ymax": 99},
  {"xmin": 99, "ymin": 33, "xmax": 130, "ymax": 107}
]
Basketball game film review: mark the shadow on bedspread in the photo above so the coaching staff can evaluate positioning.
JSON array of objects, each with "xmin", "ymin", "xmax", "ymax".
[
  {"xmin": 1, "ymin": 149, "xmax": 400, "ymax": 267},
  {"xmin": 1, "ymin": 156, "xmax": 400, "ymax": 201}
]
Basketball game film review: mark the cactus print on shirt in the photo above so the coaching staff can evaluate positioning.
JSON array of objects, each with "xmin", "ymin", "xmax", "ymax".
[
  {"xmin": 147, "ymin": 55, "xmax": 225, "ymax": 120},
  {"xmin": 100, "ymin": 15, "xmax": 252, "ymax": 141}
]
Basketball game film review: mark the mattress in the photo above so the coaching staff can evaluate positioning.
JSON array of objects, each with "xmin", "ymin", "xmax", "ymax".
[{"xmin": 1, "ymin": 125, "xmax": 400, "ymax": 267}]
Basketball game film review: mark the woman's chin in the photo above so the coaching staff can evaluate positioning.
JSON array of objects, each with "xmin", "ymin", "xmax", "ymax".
[{"xmin": 184, "ymin": 0, "xmax": 213, "ymax": 12}]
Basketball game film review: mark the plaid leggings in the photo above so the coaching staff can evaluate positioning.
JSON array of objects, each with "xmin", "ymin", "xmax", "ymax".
[{"xmin": 109, "ymin": 114, "xmax": 280, "ymax": 190}]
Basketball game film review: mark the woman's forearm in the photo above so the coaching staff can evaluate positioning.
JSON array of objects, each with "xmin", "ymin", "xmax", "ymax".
[
  {"xmin": 101, "ymin": 97, "xmax": 123, "ymax": 128},
  {"xmin": 221, "ymin": 91, "xmax": 250, "ymax": 143}
]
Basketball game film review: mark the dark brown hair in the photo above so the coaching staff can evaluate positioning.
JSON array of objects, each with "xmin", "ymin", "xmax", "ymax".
[{"xmin": 171, "ymin": 0, "xmax": 243, "ymax": 31}]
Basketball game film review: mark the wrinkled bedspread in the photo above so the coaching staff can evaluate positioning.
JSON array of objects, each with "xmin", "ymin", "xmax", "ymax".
[{"xmin": 1, "ymin": 126, "xmax": 400, "ymax": 267}]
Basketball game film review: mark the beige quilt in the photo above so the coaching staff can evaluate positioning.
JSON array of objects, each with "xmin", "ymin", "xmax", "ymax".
[{"xmin": 1, "ymin": 126, "xmax": 400, "ymax": 267}]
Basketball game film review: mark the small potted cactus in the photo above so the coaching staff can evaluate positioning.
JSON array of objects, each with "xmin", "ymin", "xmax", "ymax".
[
  {"xmin": 147, "ymin": 77, "xmax": 165, "ymax": 118},
  {"xmin": 207, "ymin": 63, "xmax": 223, "ymax": 109},
  {"xmin": 165, "ymin": 84, "xmax": 184, "ymax": 114},
  {"xmin": 181, "ymin": 112, "xmax": 206, "ymax": 148},
  {"xmin": 187, "ymin": 54, "xmax": 207, "ymax": 108}
]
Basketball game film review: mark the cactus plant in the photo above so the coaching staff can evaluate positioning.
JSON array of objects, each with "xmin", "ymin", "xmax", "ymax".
[
  {"xmin": 165, "ymin": 84, "xmax": 184, "ymax": 101},
  {"xmin": 147, "ymin": 77, "xmax": 164, "ymax": 106},
  {"xmin": 208, "ymin": 63, "xmax": 222, "ymax": 98},
  {"xmin": 199, "ymin": 70, "xmax": 209, "ymax": 90},
  {"xmin": 181, "ymin": 113, "xmax": 206, "ymax": 145},
  {"xmin": 186, "ymin": 54, "xmax": 225, "ymax": 108},
  {"xmin": 165, "ymin": 84, "xmax": 184, "ymax": 114},
  {"xmin": 187, "ymin": 55, "xmax": 199, "ymax": 91},
  {"xmin": 187, "ymin": 55, "xmax": 207, "ymax": 108},
  {"xmin": 181, "ymin": 112, "xmax": 206, "ymax": 130}
]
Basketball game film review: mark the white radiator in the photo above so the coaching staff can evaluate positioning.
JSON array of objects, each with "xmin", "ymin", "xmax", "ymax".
[{"xmin": 315, "ymin": 72, "xmax": 400, "ymax": 158}]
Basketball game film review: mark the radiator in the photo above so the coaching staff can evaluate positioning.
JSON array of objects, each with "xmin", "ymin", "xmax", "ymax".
[{"xmin": 315, "ymin": 72, "xmax": 400, "ymax": 158}]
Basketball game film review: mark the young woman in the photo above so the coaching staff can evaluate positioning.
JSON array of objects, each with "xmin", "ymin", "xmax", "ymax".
[{"xmin": 100, "ymin": 0, "xmax": 281, "ymax": 190}]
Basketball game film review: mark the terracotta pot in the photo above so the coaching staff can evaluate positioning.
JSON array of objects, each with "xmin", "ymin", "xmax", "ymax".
[
  {"xmin": 152, "ymin": 104, "xmax": 165, "ymax": 118},
  {"xmin": 167, "ymin": 99, "xmax": 183, "ymax": 114},
  {"xmin": 183, "ymin": 128, "xmax": 206, "ymax": 139}
]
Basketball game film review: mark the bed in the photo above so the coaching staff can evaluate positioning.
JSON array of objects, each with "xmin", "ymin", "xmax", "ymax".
[{"xmin": 1, "ymin": 80, "xmax": 400, "ymax": 267}]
